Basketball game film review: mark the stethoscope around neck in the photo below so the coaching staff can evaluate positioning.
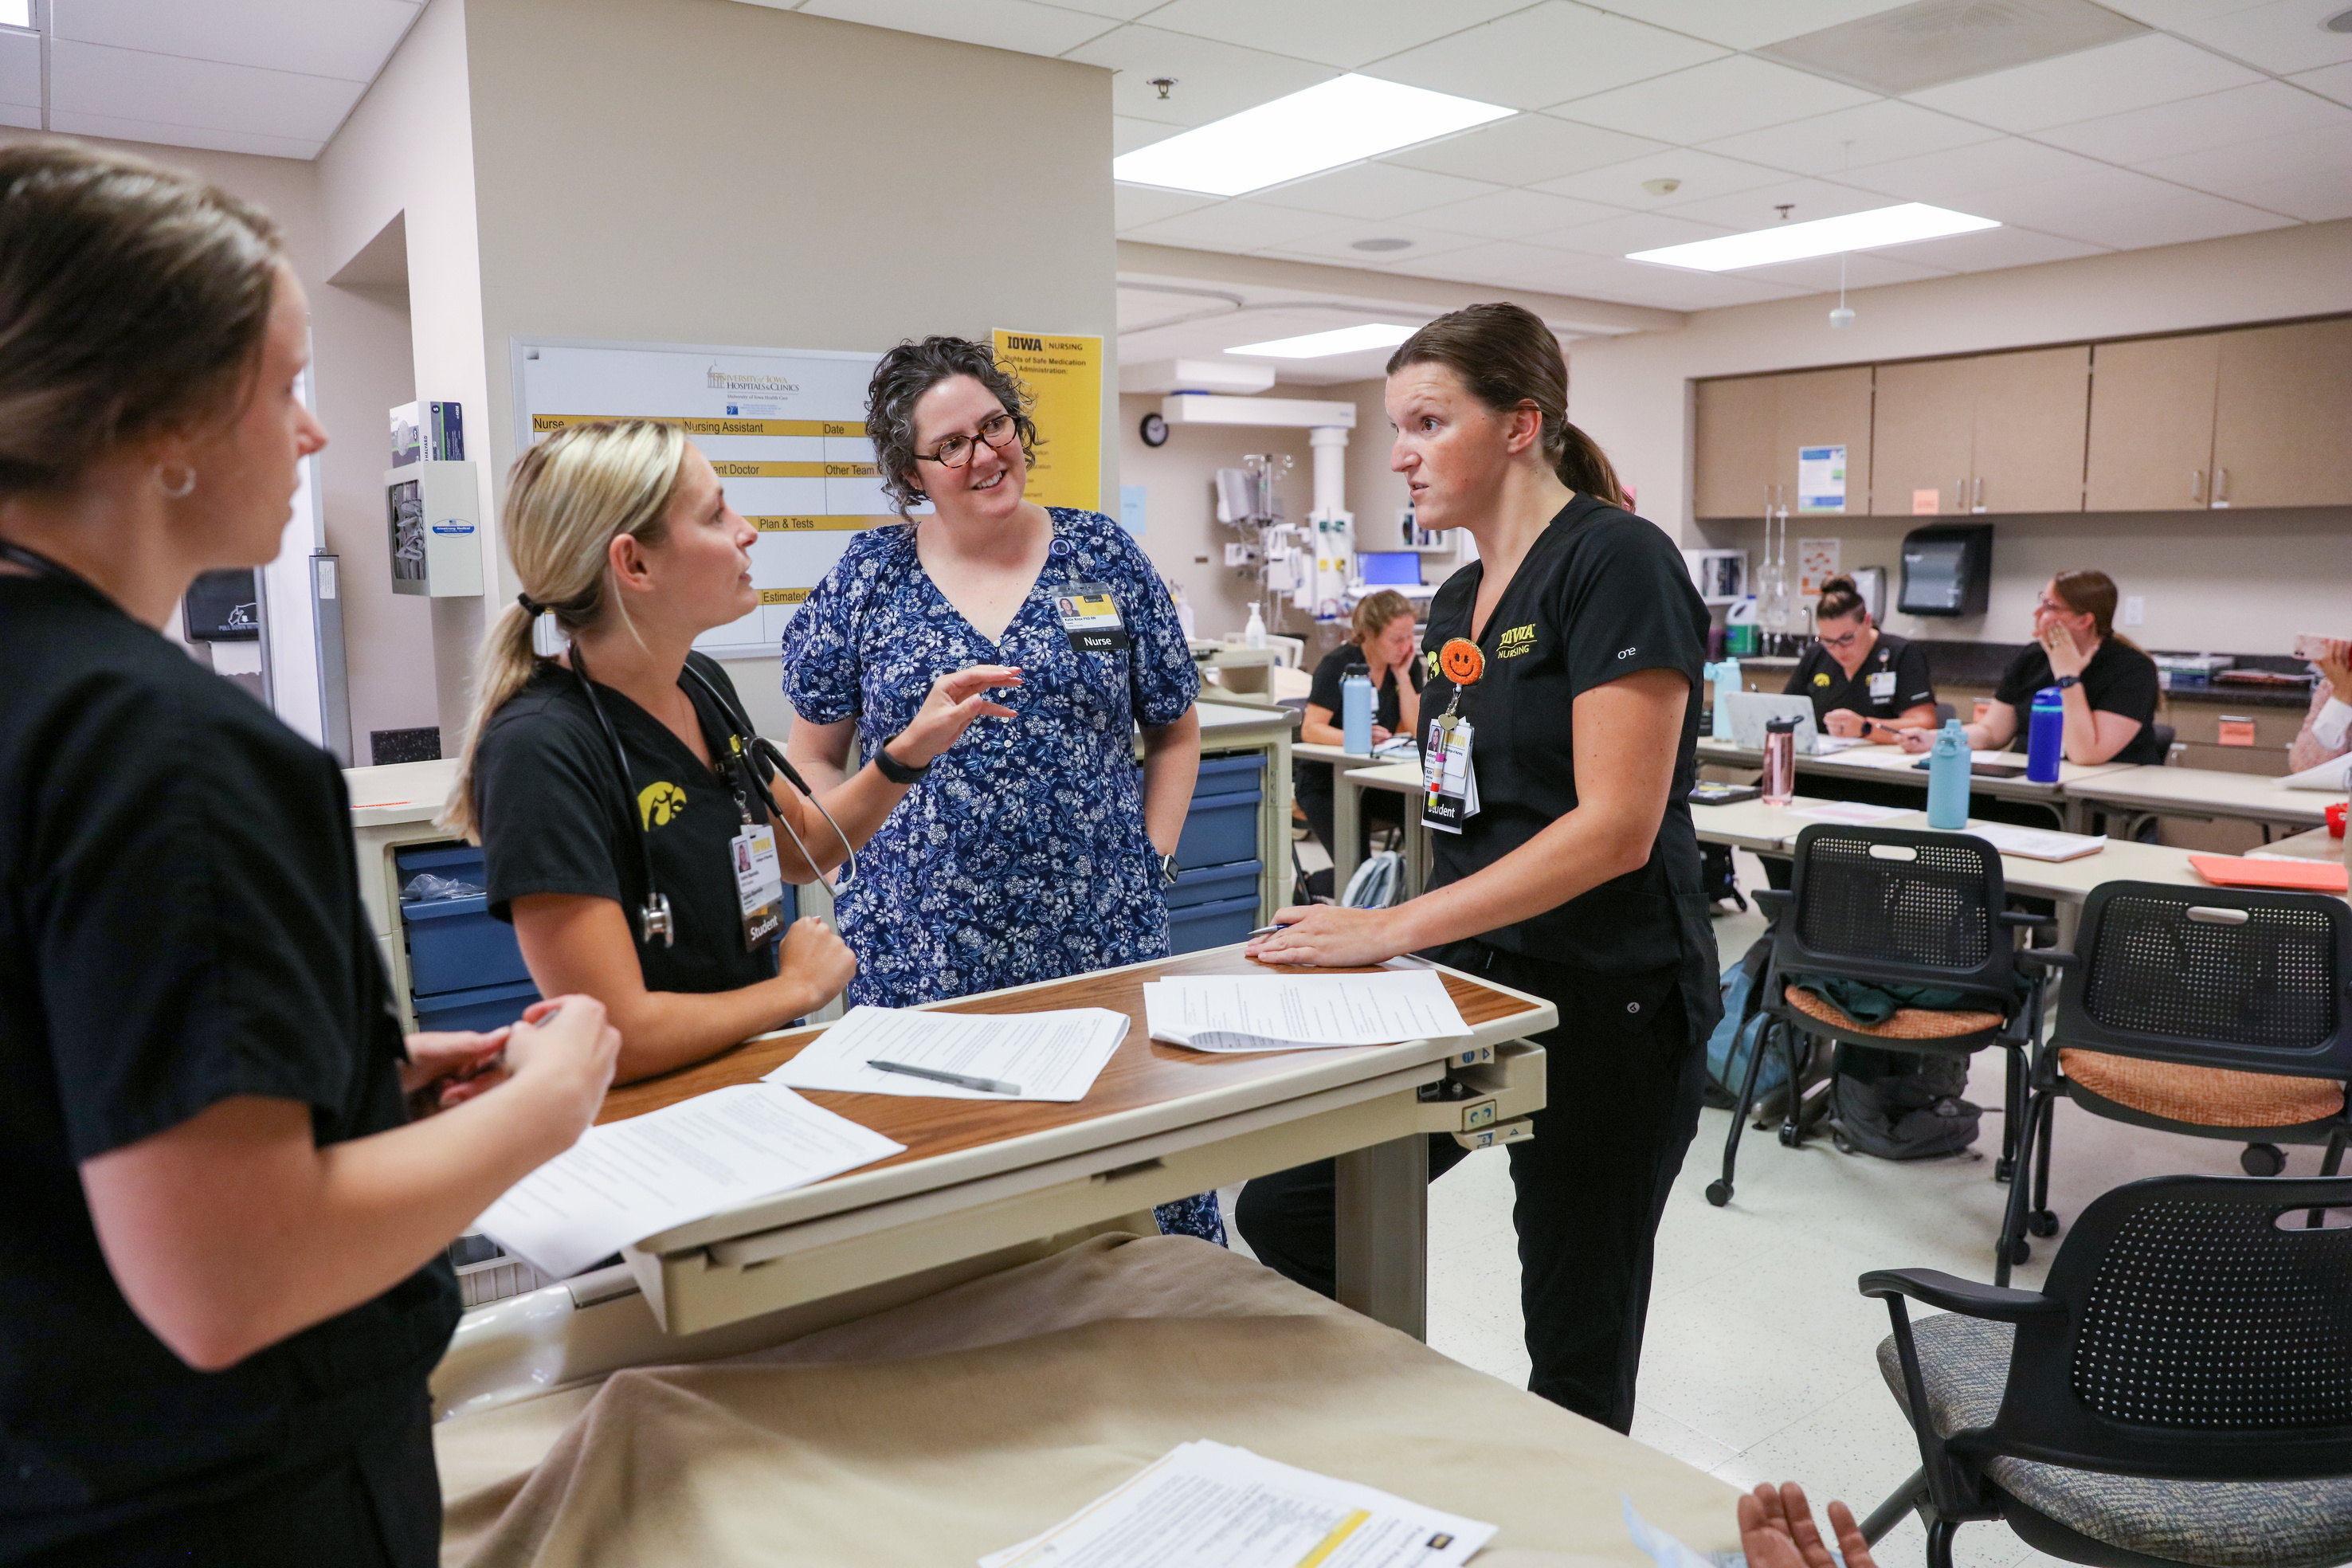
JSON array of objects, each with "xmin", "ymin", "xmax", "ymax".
[{"xmin": 540, "ymin": 600, "xmax": 859, "ymax": 950}]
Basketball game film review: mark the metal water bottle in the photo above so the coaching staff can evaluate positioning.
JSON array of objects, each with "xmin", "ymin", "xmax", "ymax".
[
  {"xmin": 1927, "ymin": 719, "xmax": 1970, "ymax": 829},
  {"xmin": 2026, "ymin": 685, "xmax": 2064, "ymax": 784},
  {"xmin": 1762, "ymin": 716, "xmax": 1797, "ymax": 806},
  {"xmin": 1342, "ymin": 670, "xmax": 1374, "ymax": 755}
]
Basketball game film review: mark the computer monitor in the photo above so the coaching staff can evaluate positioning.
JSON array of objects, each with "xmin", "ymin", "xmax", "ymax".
[{"xmin": 1357, "ymin": 551, "xmax": 1422, "ymax": 587}]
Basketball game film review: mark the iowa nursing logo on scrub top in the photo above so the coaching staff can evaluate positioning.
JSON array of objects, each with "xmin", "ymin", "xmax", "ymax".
[{"xmin": 637, "ymin": 781, "xmax": 688, "ymax": 829}]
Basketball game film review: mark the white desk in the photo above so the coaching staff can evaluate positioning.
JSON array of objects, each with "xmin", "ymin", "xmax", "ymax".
[
  {"xmin": 1695, "ymin": 738, "xmax": 2134, "ymax": 832},
  {"xmin": 2060, "ymin": 763, "xmax": 2336, "ymax": 836}
]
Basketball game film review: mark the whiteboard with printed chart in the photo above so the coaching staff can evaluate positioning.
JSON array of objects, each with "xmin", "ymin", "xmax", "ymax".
[{"xmin": 512, "ymin": 338, "xmax": 900, "ymax": 659}]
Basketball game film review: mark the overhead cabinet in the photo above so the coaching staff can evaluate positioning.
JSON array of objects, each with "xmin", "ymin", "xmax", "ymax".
[
  {"xmin": 1871, "ymin": 346, "xmax": 2089, "ymax": 517},
  {"xmin": 2083, "ymin": 334, "xmax": 2219, "ymax": 512},
  {"xmin": 1692, "ymin": 366, "xmax": 1873, "ymax": 519},
  {"xmin": 2209, "ymin": 318, "xmax": 2352, "ymax": 511}
]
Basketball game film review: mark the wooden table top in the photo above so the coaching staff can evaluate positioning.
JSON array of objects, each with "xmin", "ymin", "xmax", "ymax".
[{"xmin": 597, "ymin": 946, "xmax": 1550, "ymax": 1185}]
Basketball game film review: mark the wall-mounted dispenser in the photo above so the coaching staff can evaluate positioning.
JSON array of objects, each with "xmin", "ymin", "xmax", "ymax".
[
  {"xmin": 1897, "ymin": 523, "xmax": 1992, "ymax": 619},
  {"xmin": 386, "ymin": 461, "xmax": 483, "ymax": 598}
]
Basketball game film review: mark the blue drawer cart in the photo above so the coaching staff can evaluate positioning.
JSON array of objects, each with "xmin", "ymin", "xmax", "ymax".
[
  {"xmin": 1166, "ymin": 754, "xmax": 1266, "ymax": 955},
  {"xmin": 394, "ymin": 844, "xmax": 543, "ymax": 1034}
]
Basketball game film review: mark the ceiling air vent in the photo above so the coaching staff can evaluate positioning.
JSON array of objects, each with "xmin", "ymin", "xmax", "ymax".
[{"xmin": 1756, "ymin": 0, "xmax": 2150, "ymax": 96}]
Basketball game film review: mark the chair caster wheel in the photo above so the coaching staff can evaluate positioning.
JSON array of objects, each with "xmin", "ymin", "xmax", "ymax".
[
  {"xmin": 1706, "ymin": 1181, "xmax": 1731, "ymax": 1207},
  {"xmin": 2029, "ymin": 1210, "xmax": 2060, "ymax": 1238},
  {"xmin": 2241, "ymin": 1143, "xmax": 2286, "ymax": 1177},
  {"xmin": 2005, "ymin": 1237, "xmax": 2032, "ymax": 1265},
  {"xmin": 1994, "ymin": 1157, "xmax": 2015, "ymax": 1183},
  {"xmin": 1778, "ymin": 1124, "xmax": 1801, "ymax": 1147}
]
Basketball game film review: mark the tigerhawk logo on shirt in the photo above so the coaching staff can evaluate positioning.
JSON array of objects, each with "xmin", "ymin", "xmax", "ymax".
[
  {"xmin": 1814, "ymin": 672, "xmax": 1833, "ymax": 687},
  {"xmin": 637, "ymin": 781, "xmax": 689, "ymax": 829},
  {"xmin": 1496, "ymin": 624, "xmax": 1537, "ymax": 659}
]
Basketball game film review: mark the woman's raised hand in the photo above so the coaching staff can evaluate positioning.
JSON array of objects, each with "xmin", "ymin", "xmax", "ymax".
[
  {"xmin": 890, "ymin": 664, "xmax": 1022, "ymax": 767},
  {"xmin": 501, "ymin": 994, "xmax": 621, "ymax": 1147}
]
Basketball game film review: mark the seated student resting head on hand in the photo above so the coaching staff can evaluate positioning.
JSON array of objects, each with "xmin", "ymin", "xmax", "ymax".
[{"xmin": 445, "ymin": 420, "xmax": 1017, "ymax": 1084}]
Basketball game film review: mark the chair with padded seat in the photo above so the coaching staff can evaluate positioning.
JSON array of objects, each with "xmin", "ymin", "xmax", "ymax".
[
  {"xmin": 1859, "ymin": 1172, "xmax": 2352, "ymax": 1568},
  {"xmin": 1709, "ymin": 825, "xmax": 2051, "ymax": 1283},
  {"xmin": 1993, "ymin": 881, "xmax": 2351, "ymax": 1268}
]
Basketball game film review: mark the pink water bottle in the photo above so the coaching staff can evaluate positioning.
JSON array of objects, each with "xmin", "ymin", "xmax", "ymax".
[{"xmin": 1762, "ymin": 717, "xmax": 1797, "ymax": 806}]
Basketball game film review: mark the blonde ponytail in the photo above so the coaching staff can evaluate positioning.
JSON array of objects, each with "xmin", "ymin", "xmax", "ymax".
[{"xmin": 440, "ymin": 419, "xmax": 690, "ymax": 841}]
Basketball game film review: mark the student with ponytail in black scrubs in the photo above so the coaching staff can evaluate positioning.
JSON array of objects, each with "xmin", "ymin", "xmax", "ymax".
[{"xmin": 1240, "ymin": 303, "xmax": 1720, "ymax": 1433}]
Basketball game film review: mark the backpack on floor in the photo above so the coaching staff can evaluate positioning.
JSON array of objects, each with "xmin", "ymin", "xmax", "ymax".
[
  {"xmin": 1704, "ymin": 935, "xmax": 1787, "ymax": 1107},
  {"xmin": 1829, "ymin": 1046, "xmax": 1982, "ymax": 1160},
  {"xmin": 1341, "ymin": 849, "xmax": 1403, "ymax": 909},
  {"xmin": 1701, "ymin": 841, "xmax": 1746, "ymax": 913}
]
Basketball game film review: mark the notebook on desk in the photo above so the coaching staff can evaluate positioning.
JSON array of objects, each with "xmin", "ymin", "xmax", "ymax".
[{"xmin": 2189, "ymin": 855, "xmax": 2349, "ymax": 893}]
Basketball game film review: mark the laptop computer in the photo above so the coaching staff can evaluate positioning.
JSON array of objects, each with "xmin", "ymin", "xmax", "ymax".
[{"xmin": 1720, "ymin": 692, "xmax": 1868, "ymax": 755}]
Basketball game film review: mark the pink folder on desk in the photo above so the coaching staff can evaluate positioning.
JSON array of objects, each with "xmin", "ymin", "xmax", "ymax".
[{"xmin": 2189, "ymin": 856, "xmax": 2348, "ymax": 894}]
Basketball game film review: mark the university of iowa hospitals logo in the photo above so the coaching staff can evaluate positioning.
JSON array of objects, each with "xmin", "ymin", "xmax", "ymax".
[{"xmin": 637, "ymin": 781, "xmax": 688, "ymax": 829}]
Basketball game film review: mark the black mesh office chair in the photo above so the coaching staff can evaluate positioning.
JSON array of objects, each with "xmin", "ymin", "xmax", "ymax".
[
  {"xmin": 1860, "ymin": 1174, "xmax": 2352, "ymax": 1568},
  {"xmin": 1709, "ymin": 826, "xmax": 2051, "ymax": 1280},
  {"xmin": 1994, "ymin": 882, "xmax": 2351, "ymax": 1267}
]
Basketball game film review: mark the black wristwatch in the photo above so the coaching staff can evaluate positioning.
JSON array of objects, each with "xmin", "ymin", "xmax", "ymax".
[
  {"xmin": 2055, "ymin": 673, "xmax": 2080, "ymax": 690},
  {"xmin": 873, "ymin": 743, "xmax": 929, "ymax": 786},
  {"xmin": 1159, "ymin": 852, "xmax": 1181, "ymax": 886}
]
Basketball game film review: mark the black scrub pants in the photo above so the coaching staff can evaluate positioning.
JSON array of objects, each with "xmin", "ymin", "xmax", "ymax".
[{"xmin": 1235, "ymin": 939, "xmax": 1707, "ymax": 1433}]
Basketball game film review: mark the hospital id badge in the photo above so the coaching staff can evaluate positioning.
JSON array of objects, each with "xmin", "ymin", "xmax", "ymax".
[
  {"xmin": 1053, "ymin": 581, "xmax": 1130, "ymax": 653},
  {"xmin": 732, "ymin": 825, "xmax": 786, "ymax": 948},
  {"xmin": 1421, "ymin": 715, "xmax": 1478, "ymax": 834},
  {"xmin": 1868, "ymin": 669, "xmax": 1897, "ymax": 701}
]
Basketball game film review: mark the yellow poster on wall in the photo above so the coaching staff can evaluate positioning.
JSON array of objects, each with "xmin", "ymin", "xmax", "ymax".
[{"xmin": 992, "ymin": 328, "xmax": 1101, "ymax": 512}]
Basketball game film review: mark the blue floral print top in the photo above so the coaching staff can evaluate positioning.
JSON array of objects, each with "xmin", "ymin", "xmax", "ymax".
[{"xmin": 780, "ymin": 508, "xmax": 1199, "ymax": 1009}]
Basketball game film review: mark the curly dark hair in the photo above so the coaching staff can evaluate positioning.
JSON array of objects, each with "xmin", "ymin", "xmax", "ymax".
[{"xmin": 864, "ymin": 335, "xmax": 1041, "ymax": 519}]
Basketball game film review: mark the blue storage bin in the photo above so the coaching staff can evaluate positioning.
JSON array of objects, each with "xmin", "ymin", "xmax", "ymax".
[
  {"xmin": 1175, "ymin": 789, "xmax": 1260, "ymax": 871},
  {"xmin": 1192, "ymin": 754, "xmax": 1264, "ymax": 796},
  {"xmin": 1169, "ymin": 892, "xmax": 1260, "ymax": 955},
  {"xmin": 395, "ymin": 843, "xmax": 533, "ymax": 998},
  {"xmin": 412, "ymin": 978, "xmax": 540, "ymax": 1034},
  {"xmin": 1166, "ymin": 858, "xmax": 1260, "ymax": 911}
]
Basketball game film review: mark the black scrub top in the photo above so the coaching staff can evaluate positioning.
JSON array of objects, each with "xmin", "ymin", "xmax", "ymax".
[
  {"xmin": 0, "ymin": 570, "xmax": 459, "ymax": 1557},
  {"xmin": 1307, "ymin": 641, "xmax": 1424, "ymax": 734},
  {"xmin": 1783, "ymin": 631, "xmax": 1935, "ymax": 726},
  {"xmin": 1417, "ymin": 496, "xmax": 1721, "ymax": 1031},
  {"xmin": 1992, "ymin": 636, "xmax": 2166, "ymax": 765},
  {"xmin": 473, "ymin": 651, "xmax": 781, "ymax": 993}
]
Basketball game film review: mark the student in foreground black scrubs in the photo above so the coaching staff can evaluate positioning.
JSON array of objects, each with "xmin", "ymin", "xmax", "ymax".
[
  {"xmin": 1239, "ymin": 304, "xmax": 1720, "ymax": 1432},
  {"xmin": 0, "ymin": 143, "xmax": 618, "ymax": 1566}
]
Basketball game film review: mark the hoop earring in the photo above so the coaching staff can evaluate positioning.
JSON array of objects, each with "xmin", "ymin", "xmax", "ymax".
[{"xmin": 157, "ymin": 464, "xmax": 197, "ymax": 499}]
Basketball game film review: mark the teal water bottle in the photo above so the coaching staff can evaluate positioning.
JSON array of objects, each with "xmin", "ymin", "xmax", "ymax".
[
  {"xmin": 1341, "ymin": 670, "xmax": 1373, "ymax": 754},
  {"xmin": 1927, "ymin": 719, "xmax": 1970, "ymax": 829}
]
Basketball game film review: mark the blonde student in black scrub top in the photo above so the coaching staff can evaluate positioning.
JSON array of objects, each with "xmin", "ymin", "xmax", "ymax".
[
  {"xmin": 0, "ymin": 143, "xmax": 619, "ymax": 1566},
  {"xmin": 1241, "ymin": 303, "xmax": 1719, "ymax": 1433},
  {"xmin": 1782, "ymin": 574, "xmax": 1937, "ymax": 743}
]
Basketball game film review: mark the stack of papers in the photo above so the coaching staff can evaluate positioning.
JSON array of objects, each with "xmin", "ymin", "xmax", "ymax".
[
  {"xmin": 1958, "ymin": 821, "xmax": 2105, "ymax": 861},
  {"xmin": 1143, "ymin": 970, "xmax": 1470, "ymax": 1053},
  {"xmin": 764, "ymin": 1005, "xmax": 1129, "ymax": 1102},
  {"xmin": 1786, "ymin": 800, "xmax": 1916, "ymax": 825},
  {"xmin": 979, "ymin": 1441, "xmax": 1495, "ymax": 1568},
  {"xmin": 473, "ymin": 1083, "xmax": 904, "ymax": 1278}
]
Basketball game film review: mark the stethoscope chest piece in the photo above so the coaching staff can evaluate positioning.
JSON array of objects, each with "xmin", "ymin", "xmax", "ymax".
[{"xmin": 640, "ymin": 891, "xmax": 675, "ymax": 947}]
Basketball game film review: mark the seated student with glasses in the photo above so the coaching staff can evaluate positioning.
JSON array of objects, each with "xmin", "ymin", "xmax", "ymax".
[{"xmin": 1782, "ymin": 574, "xmax": 1936, "ymax": 745}]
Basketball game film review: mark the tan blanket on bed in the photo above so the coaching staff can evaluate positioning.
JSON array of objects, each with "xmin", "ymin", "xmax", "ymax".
[{"xmin": 439, "ymin": 1236, "xmax": 1741, "ymax": 1567}]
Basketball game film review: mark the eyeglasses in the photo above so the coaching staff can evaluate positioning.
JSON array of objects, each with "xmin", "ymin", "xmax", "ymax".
[
  {"xmin": 2033, "ymin": 596, "xmax": 2068, "ymax": 616},
  {"xmin": 1817, "ymin": 629, "xmax": 1863, "ymax": 650},
  {"xmin": 915, "ymin": 411, "xmax": 1020, "ymax": 468}
]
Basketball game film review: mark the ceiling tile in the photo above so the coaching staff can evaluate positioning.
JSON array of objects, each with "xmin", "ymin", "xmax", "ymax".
[
  {"xmin": 1538, "ymin": 255, "xmax": 1810, "ymax": 308},
  {"xmin": 50, "ymin": 40, "xmax": 366, "ymax": 142},
  {"xmin": 1386, "ymin": 237, "xmax": 1603, "ymax": 290},
  {"xmin": 1256, "ymin": 220, "xmax": 1491, "ymax": 265},
  {"xmin": 2165, "ymin": 0, "xmax": 2352, "ymax": 74},
  {"xmin": 800, "ymin": 0, "xmax": 1115, "ymax": 57},
  {"xmin": 1730, "ymin": 249, "xmax": 1954, "ymax": 291},
  {"xmin": 2035, "ymin": 80, "xmax": 2351, "ymax": 164},
  {"xmin": 1366, "ymin": 2, "xmax": 1728, "ymax": 112},
  {"xmin": 1119, "ymin": 198, "xmax": 1353, "ymax": 252},
  {"xmin": 1523, "ymin": 209, "xmax": 1737, "ymax": 256},
  {"xmin": 1532, "ymin": 146, "xmax": 1789, "ymax": 206},
  {"xmin": 1116, "ymin": 285, "xmax": 1219, "ymax": 332},
  {"xmin": 1379, "ymin": 112, "xmax": 1670, "ymax": 186},
  {"xmin": 1658, "ymin": 175, "xmax": 1903, "ymax": 228},
  {"xmin": 0, "ymin": 104, "xmax": 38, "ymax": 131},
  {"xmin": 2134, "ymin": 120, "xmax": 2352, "ymax": 218},
  {"xmin": 1041, "ymin": 0, "xmax": 1164, "ymax": 16},
  {"xmin": 1554, "ymin": 54, "xmax": 1881, "ymax": 143},
  {"xmin": 0, "ymin": 28, "xmax": 35, "ymax": 108},
  {"xmin": 1407, "ymin": 186, "xmax": 1634, "ymax": 238},
  {"xmin": 53, "ymin": 0, "xmax": 417, "ymax": 81},
  {"xmin": 1113, "ymin": 115, "xmax": 1177, "ymax": 154},
  {"xmin": 1698, "ymin": 99, "xmax": 1999, "ymax": 176},
  {"xmin": 1950, "ymin": 163, "xmax": 2194, "ymax": 228},
  {"xmin": 2291, "ymin": 61, "xmax": 2352, "ymax": 105},
  {"xmin": 1907, "ymin": 33, "xmax": 2265, "ymax": 133},
  {"xmin": 1139, "ymin": 0, "xmax": 1527, "ymax": 71},
  {"xmin": 1251, "ymin": 162, "xmax": 1504, "ymax": 220},
  {"xmin": 2028, "ymin": 187, "xmax": 2299, "ymax": 247},
  {"xmin": 1578, "ymin": 0, "xmax": 1920, "ymax": 50},
  {"xmin": 46, "ymin": 108, "xmax": 323, "ymax": 159},
  {"xmin": 2095, "ymin": 0, "xmax": 2264, "ymax": 24},
  {"xmin": 1060, "ymin": 25, "xmax": 1335, "ymax": 127},
  {"xmin": 1841, "ymin": 136, "xmax": 2115, "ymax": 204},
  {"xmin": 1115, "ymin": 183, "xmax": 1221, "ymax": 230},
  {"xmin": 1872, "ymin": 223, "xmax": 2110, "ymax": 270}
]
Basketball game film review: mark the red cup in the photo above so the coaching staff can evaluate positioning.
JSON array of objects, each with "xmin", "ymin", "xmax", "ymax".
[{"xmin": 2329, "ymin": 801, "xmax": 2347, "ymax": 839}]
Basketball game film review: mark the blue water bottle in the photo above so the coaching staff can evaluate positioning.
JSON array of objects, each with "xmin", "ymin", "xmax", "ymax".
[
  {"xmin": 2026, "ymin": 685, "xmax": 2064, "ymax": 784},
  {"xmin": 1927, "ymin": 719, "xmax": 1970, "ymax": 829},
  {"xmin": 1342, "ymin": 670, "xmax": 1374, "ymax": 754},
  {"xmin": 1705, "ymin": 658, "xmax": 1742, "ymax": 741}
]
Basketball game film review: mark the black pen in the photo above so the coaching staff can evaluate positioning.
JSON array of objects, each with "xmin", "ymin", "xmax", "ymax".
[
  {"xmin": 867, "ymin": 1058, "xmax": 1021, "ymax": 1096},
  {"xmin": 1246, "ymin": 922, "xmax": 1296, "ymax": 938}
]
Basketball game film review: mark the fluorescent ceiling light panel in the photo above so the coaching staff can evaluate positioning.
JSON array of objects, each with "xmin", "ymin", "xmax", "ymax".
[
  {"xmin": 1111, "ymin": 75, "xmax": 1511, "ymax": 198},
  {"xmin": 1628, "ymin": 203, "xmax": 1999, "ymax": 271},
  {"xmin": 1226, "ymin": 323, "xmax": 1419, "ymax": 359},
  {"xmin": 0, "ymin": 0, "xmax": 29, "ymax": 28}
]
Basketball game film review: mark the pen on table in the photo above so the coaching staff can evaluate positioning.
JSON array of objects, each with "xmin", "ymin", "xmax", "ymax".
[
  {"xmin": 866, "ymin": 1059, "xmax": 1022, "ymax": 1096},
  {"xmin": 1246, "ymin": 922, "xmax": 1296, "ymax": 939}
]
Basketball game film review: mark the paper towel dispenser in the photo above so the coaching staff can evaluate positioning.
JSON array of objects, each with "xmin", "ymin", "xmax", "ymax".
[{"xmin": 1898, "ymin": 524, "xmax": 1991, "ymax": 619}]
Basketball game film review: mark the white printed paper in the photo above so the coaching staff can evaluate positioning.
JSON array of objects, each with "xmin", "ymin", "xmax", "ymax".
[
  {"xmin": 1949, "ymin": 821, "xmax": 2105, "ymax": 861},
  {"xmin": 1786, "ymin": 801, "xmax": 1915, "ymax": 824},
  {"xmin": 763, "ymin": 1005, "xmax": 1128, "ymax": 1102},
  {"xmin": 1796, "ymin": 449, "xmax": 1844, "ymax": 515},
  {"xmin": 472, "ymin": 1082, "xmax": 904, "ymax": 1278},
  {"xmin": 1143, "ymin": 970, "xmax": 1471, "ymax": 1053},
  {"xmin": 1624, "ymin": 1495, "xmax": 1739, "ymax": 1568},
  {"xmin": 979, "ymin": 1441, "xmax": 1495, "ymax": 1568}
]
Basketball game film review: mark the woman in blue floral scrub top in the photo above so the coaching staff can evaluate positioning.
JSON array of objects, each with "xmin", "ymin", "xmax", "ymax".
[{"xmin": 782, "ymin": 337, "xmax": 1224, "ymax": 1243}]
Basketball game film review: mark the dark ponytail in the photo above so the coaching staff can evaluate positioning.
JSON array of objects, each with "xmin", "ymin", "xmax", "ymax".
[
  {"xmin": 1386, "ymin": 301, "xmax": 1625, "ymax": 508},
  {"xmin": 1814, "ymin": 573, "xmax": 1868, "ymax": 624}
]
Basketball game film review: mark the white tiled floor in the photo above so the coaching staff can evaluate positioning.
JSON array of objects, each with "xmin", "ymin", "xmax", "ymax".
[{"xmin": 1249, "ymin": 844, "xmax": 2330, "ymax": 1568}]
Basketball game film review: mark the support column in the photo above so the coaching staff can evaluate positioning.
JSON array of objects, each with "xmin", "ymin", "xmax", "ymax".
[{"xmin": 1335, "ymin": 1133, "xmax": 1428, "ymax": 1339}]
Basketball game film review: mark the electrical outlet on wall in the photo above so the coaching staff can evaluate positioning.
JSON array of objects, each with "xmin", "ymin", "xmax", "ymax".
[{"xmin": 2122, "ymin": 596, "xmax": 2145, "ymax": 627}]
